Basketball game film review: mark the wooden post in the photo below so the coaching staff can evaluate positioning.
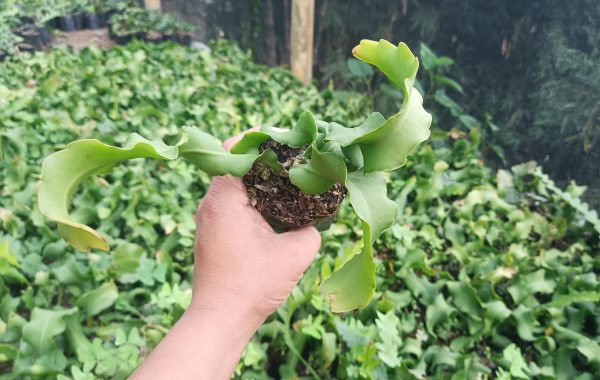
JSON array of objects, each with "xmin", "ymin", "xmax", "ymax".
[
  {"xmin": 144, "ymin": 0, "xmax": 162, "ymax": 11},
  {"xmin": 290, "ymin": 0, "xmax": 315, "ymax": 85}
]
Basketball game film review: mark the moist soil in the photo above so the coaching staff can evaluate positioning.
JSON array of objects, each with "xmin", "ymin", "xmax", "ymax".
[{"xmin": 243, "ymin": 139, "xmax": 346, "ymax": 230}]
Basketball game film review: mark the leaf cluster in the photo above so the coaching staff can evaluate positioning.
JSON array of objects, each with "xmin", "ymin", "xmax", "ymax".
[{"xmin": 0, "ymin": 41, "xmax": 598, "ymax": 379}]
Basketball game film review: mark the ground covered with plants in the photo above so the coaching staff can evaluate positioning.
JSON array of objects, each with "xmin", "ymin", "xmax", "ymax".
[{"xmin": 0, "ymin": 41, "xmax": 599, "ymax": 379}]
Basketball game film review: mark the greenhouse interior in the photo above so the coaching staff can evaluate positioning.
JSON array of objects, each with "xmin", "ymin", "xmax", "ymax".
[{"xmin": 0, "ymin": 0, "xmax": 599, "ymax": 379}]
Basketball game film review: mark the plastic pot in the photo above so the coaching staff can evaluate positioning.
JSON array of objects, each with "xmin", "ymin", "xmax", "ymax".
[
  {"xmin": 113, "ymin": 33, "xmax": 132, "ymax": 45},
  {"xmin": 177, "ymin": 31, "xmax": 192, "ymax": 46},
  {"xmin": 162, "ymin": 33, "xmax": 178, "ymax": 43},
  {"xmin": 73, "ymin": 13, "xmax": 85, "ymax": 30},
  {"xmin": 18, "ymin": 28, "xmax": 43, "ymax": 50},
  {"xmin": 85, "ymin": 13, "xmax": 101, "ymax": 29},
  {"xmin": 98, "ymin": 12, "xmax": 109, "ymax": 27},
  {"xmin": 58, "ymin": 15, "xmax": 76, "ymax": 32},
  {"xmin": 48, "ymin": 16, "xmax": 60, "ymax": 29},
  {"xmin": 37, "ymin": 27, "xmax": 52, "ymax": 46},
  {"xmin": 144, "ymin": 31, "xmax": 163, "ymax": 44},
  {"xmin": 18, "ymin": 43, "xmax": 36, "ymax": 54}
]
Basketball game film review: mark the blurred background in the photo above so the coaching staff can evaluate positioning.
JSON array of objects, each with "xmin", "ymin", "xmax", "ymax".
[
  {"xmin": 1, "ymin": 1, "xmax": 599, "ymax": 379},
  {"xmin": 164, "ymin": 0, "xmax": 600, "ymax": 208}
]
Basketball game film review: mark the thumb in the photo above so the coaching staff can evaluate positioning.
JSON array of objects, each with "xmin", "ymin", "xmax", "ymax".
[{"xmin": 279, "ymin": 226, "xmax": 322, "ymax": 269}]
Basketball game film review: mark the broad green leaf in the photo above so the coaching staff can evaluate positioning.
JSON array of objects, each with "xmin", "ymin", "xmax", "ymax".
[
  {"xmin": 332, "ymin": 40, "xmax": 432, "ymax": 172},
  {"xmin": 552, "ymin": 324, "xmax": 600, "ymax": 364},
  {"xmin": 178, "ymin": 126, "xmax": 259, "ymax": 177},
  {"xmin": 353, "ymin": 88, "xmax": 431, "ymax": 172},
  {"xmin": 546, "ymin": 291, "xmax": 600, "ymax": 308},
  {"xmin": 503, "ymin": 344, "xmax": 530, "ymax": 379},
  {"xmin": 64, "ymin": 314, "xmax": 93, "ymax": 362},
  {"xmin": 22, "ymin": 307, "xmax": 77, "ymax": 352},
  {"xmin": 447, "ymin": 281, "xmax": 484, "ymax": 317},
  {"xmin": 289, "ymin": 147, "xmax": 347, "ymax": 194},
  {"xmin": 320, "ymin": 226, "xmax": 376, "ymax": 313},
  {"xmin": 261, "ymin": 112, "xmax": 318, "ymax": 148},
  {"xmin": 111, "ymin": 242, "xmax": 145, "ymax": 275},
  {"xmin": 512, "ymin": 304, "xmax": 540, "ymax": 341},
  {"xmin": 230, "ymin": 131, "xmax": 271, "ymax": 154},
  {"xmin": 353, "ymin": 39, "xmax": 418, "ymax": 93},
  {"xmin": 75, "ymin": 281, "xmax": 119, "ymax": 317},
  {"xmin": 326, "ymin": 112, "xmax": 385, "ymax": 147},
  {"xmin": 426, "ymin": 294, "xmax": 455, "ymax": 336},
  {"xmin": 321, "ymin": 172, "xmax": 398, "ymax": 312},
  {"xmin": 38, "ymin": 134, "xmax": 185, "ymax": 252}
]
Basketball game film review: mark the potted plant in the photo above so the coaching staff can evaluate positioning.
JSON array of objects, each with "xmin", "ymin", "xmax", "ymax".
[
  {"xmin": 176, "ymin": 22, "xmax": 194, "ymax": 46},
  {"xmin": 56, "ymin": 0, "xmax": 77, "ymax": 32},
  {"xmin": 20, "ymin": 0, "xmax": 59, "ymax": 46},
  {"xmin": 84, "ymin": 0, "xmax": 102, "ymax": 29},
  {"xmin": 70, "ymin": 0, "xmax": 88, "ymax": 30},
  {"xmin": 38, "ymin": 40, "xmax": 432, "ymax": 312},
  {"xmin": 157, "ymin": 13, "xmax": 178, "ymax": 42}
]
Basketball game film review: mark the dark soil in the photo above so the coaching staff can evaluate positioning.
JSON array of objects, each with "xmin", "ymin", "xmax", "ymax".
[{"xmin": 243, "ymin": 139, "xmax": 346, "ymax": 230}]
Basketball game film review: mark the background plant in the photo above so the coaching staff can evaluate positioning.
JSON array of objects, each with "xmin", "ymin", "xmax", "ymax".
[{"xmin": 0, "ymin": 41, "xmax": 598, "ymax": 379}]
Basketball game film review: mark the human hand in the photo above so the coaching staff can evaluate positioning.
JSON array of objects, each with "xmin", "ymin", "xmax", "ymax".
[
  {"xmin": 132, "ymin": 130, "xmax": 321, "ymax": 380},
  {"xmin": 190, "ymin": 130, "xmax": 322, "ymax": 324}
]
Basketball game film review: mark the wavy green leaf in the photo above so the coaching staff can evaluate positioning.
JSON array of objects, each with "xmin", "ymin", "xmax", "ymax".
[
  {"xmin": 178, "ymin": 126, "xmax": 261, "ymax": 177},
  {"xmin": 289, "ymin": 147, "xmax": 347, "ymax": 194},
  {"xmin": 38, "ymin": 134, "xmax": 186, "ymax": 252},
  {"xmin": 326, "ymin": 112, "xmax": 385, "ymax": 147},
  {"xmin": 75, "ymin": 281, "xmax": 119, "ymax": 317},
  {"xmin": 329, "ymin": 39, "xmax": 432, "ymax": 172},
  {"xmin": 321, "ymin": 172, "xmax": 398, "ymax": 312},
  {"xmin": 22, "ymin": 307, "xmax": 77, "ymax": 352},
  {"xmin": 261, "ymin": 111, "xmax": 318, "ymax": 148}
]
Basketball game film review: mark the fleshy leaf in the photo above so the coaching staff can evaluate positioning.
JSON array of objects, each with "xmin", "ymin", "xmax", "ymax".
[
  {"xmin": 326, "ymin": 112, "xmax": 385, "ymax": 147},
  {"xmin": 179, "ymin": 126, "xmax": 263, "ymax": 177},
  {"xmin": 38, "ymin": 134, "xmax": 186, "ymax": 252},
  {"xmin": 353, "ymin": 89, "xmax": 432, "ymax": 172},
  {"xmin": 330, "ymin": 39, "xmax": 432, "ymax": 172},
  {"xmin": 22, "ymin": 307, "xmax": 78, "ymax": 352},
  {"xmin": 321, "ymin": 172, "xmax": 398, "ymax": 312},
  {"xmin": 289, "ymin": 147, "xmax": 347, "ymax": 194},
  {"xmin": 230, "ymin": 131, "xmax": 271, "ymax": 154},
  {"xmin": 261, "ymin": 111, "xmax": 318, "ymax": 148},
  {"xmin": 352, "ymin": 39, "xmax": 419, "ymax": 92}
]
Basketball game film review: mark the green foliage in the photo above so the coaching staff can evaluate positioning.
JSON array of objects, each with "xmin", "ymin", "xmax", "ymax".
[
  {"xmin": 37, "ymin": 39, "xmax": 432, "ymax": 312},
  {"xmin": 1, "ymin": 41, "xmax": 599, "ymax": 379},
  {"xmin": 109, "ymin": 6, "xmax": 195, "ymax": 37}
]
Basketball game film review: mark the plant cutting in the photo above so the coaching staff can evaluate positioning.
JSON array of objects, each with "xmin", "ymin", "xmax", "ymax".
[{"xmin": 38, "ymin": 39, "xmax": 432, "ymax": 312}]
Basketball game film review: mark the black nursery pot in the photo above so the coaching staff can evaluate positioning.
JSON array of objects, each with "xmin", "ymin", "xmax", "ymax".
[
  {"xmin": 84, "ymin": 13, "xmax": 101, "ymax": 29},
  {"xmin": 161, "ymin": 32, "xmax": 178, "ymax": 43},
  {"xmin": 98, "ymin": 12, "xmax": 110, "ymax": 27},
  {"xmin": 113, "ymin": 33, "xmax": 133, "ymax": 45},
  {"xmin": 58, "ymin": 15, "xmax": 77, "ymax": 32},
  {"xmin": 18, "ymin": 28, "xmax": 43, "ymax": 50},
  {"xmin": 37, "ymin": 27, "xmax": 52, "ymax": 46},
  {"xmin": 177, "ymin": 31, "xmax": 192, "ymax": 46},
  {"xmin": 18, "ymin": 43, "xmax": 36, "ymax": 54},
  {"xmin": 144, "ymin": 31, "xmax": 163, "ymax": 44},
  {"xmin": 73, "ymin": 13, "xmax": 85, "ymax": 30}
]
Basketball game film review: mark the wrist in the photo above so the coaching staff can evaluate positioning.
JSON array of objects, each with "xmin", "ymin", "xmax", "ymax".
[{"xmin": 189, "ymin": 281, "xmax": 267, "ymax": 332}]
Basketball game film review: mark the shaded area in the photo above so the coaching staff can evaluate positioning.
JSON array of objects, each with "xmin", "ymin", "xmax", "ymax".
[{"xmin": 163, "ymin": 0, "xmax": 600, "ymax": 208}]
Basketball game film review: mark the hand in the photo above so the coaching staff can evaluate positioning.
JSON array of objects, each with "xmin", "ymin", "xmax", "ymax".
[
  {"xmin": 190, "ymin": 131, "xmax": 322, "ymax": 322},
  {"xmin": 132, "ymin": 130, "xmax": 321, "ymax": 380}
]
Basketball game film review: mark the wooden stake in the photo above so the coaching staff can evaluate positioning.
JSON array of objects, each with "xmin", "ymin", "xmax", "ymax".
[
  {"xmin": 291, "ymin": 0, "xmax": 315, "ymax": 85},
  {"xmin": 144, "ymin": 0, "xmax": 162, "ymax": 11}
]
